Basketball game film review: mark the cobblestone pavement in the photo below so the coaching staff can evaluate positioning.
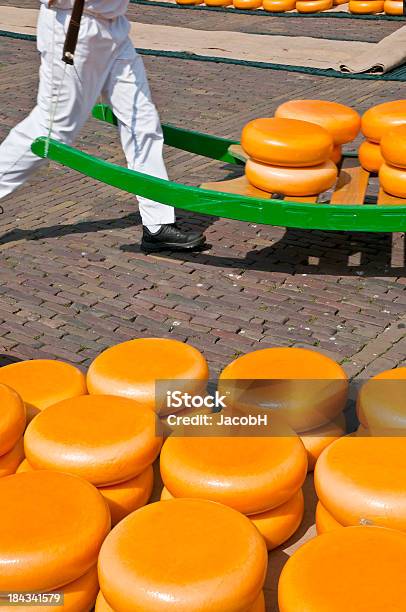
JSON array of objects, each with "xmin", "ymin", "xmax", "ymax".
[{"xmin": 0, "ymin": 16, "xmax": 404, "ymax": 383}]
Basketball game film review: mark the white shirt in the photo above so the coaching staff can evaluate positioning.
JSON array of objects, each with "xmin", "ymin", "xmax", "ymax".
[{"xmin": 40, "ymin": 0, "xmax": 130, "ymax": 19}]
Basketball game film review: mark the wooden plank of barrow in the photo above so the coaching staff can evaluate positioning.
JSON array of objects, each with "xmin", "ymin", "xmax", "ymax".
[
  {"xmin": 200, "ymin": 175, "xmax": 271, "ymax": 199},
  {"xmin": 330, "ymin": 159, "xmax": 369, "ymax": 205}
]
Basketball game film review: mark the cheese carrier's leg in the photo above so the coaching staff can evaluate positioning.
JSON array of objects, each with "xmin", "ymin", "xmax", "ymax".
[
  {"xmin": 0, "ymin": 6, "xmax": 118, "ymax": 201},
  {"xmin": 104, "ymin": 47, "xmax": 175, "ymax": 227}
]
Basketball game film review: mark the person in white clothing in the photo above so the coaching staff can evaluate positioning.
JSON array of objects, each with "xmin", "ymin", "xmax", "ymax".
[{"xmin": 0, "ymin": 0, "xmax": 205, "ymax": 252}]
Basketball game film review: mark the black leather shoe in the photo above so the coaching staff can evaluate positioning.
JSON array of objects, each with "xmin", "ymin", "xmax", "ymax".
[{"xmin": 141, "ymin": 224, "xmax": 206, "ymax": 253}]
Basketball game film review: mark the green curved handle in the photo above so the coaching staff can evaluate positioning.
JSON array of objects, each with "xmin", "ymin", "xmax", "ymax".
[{"xmin": 31, "ymin": 135, "xmax": 406, "ymax": 233}]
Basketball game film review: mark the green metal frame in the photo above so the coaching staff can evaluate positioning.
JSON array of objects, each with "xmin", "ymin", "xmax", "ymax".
[{"xmin": 30, "ymin": 104, "xmax": 406, "ymax": 233}]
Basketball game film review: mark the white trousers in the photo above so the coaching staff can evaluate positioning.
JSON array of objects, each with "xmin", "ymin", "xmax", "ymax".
[{"xmin": 0, "ymin": 5, "xmax": 175, "ymax": 227}]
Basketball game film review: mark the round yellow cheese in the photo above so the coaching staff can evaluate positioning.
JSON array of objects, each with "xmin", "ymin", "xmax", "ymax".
[
  {"xmin": 349, "ymin": 0, "xmax": 384, "ymax": 11},
  {"xmin": 0, "ymin": 471, "xmax": 110, "ymax": 592},
  {"xmin": 278, "ymin": 526, "xmax": 406, "ymax": 611},
  {"xmin": 380, "ymin": 125, "xmax": 406, "ymax": 169},
  {"xmin": 296, "ymin": 0, "xmax": 333, "ymax": 12},
  {"xmin": 275, "ymin": 100, "xmax": 360, "ymax": 145},
  {"xmin": 0, "ymin": 360, "xmax": 86, "ymax": 422},
  {"xmin": 361, "ymin": 100, "xmax": 406, "ymax": 143},
  {"xmin": 384, "ymin": 0, "xmax": 403, "ymax": 12},
  {"xmin": 87, "ymin": 338, "xmax": 209, "ymax": 414},
  {"xmin": 218, "ymin": 347, "xmax": 348, "ymax": 432},
  {"xmin": 242, "ymin": 118, "xmax": 333, "ymax": 167},
  {"xmin": 98, "ymin": 499, "xmax": 267, "ymax": 612},
  {"xmin": 358, "ymin": 140, "xmax": 384, "ymax": 173},
  {"xmin": 0, "ymin": 384, "xmax": 25, "ymax": 456},
  {"xmin": 24, "ymin": 395, "xmax": 162, "ymax": 486},
  {"xmin": 245, "ymin": 159, "xmax": 337, "ymax": 196},
  {"xmin": 263, "ymin": 0, "xmax": 296, "ymax": 10},
  {"xmin": 356, "ymin": 367, "xmax": 406, "ymax": 430},
  {"xmin": 160, "ymin": 424, "xmax": 307, "ymax": 515},
  {"xmin": 379, "ymin": 163, "xmax": 406, "ymax": 198},
  {"xmin": 315, "ymin": 436, "xmax": 406, "ymax": 531}
]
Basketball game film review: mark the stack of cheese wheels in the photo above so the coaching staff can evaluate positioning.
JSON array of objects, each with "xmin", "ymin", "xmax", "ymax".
[
  {"xmin": 160, "ymin": 415, "xmax": 308, "ymax": 550},
  {"xmin": 233, "ymin": 0, "xmax": 263, "ymax": 7},
  {"xmin": 356, "ymin": 366, "xmax": 406, "ymax": 434},
  {"xmin": 384, "ymin": 0, "xmax": 403, "ymax": 12},
  {"xmin": 278, "ymin": 526, "xmax": 406, "ymax": 611},
  {"xmin": 0, "ymin": 359, "xmax": 87, "ymax": 422},
  {"xmin": 0, "ymin": 385, "xmax": 25, "ymax": 478},
  {"xmin": 263, "ymin": 0, "xmax": 296, "ymax": 11},
  {"xmin": 97, "ymin": 499, "xmax": 268, "ymax": 611},
  {"xmin": 359, "ymin": 100, "xmax": 406, "ymax": 173},
  {"xmin": 275, "ymin": 100, "xmax": 361, "ymax": 166},
  {"xmin": 23, "ymin": 395, "xmax": 162, "ymax": 526},
  {"xmin": 218, "ymin": 347, "xmax": 348, "ymax": 469},
  {"xmin": 379, "ymin": 125, "xmax": 406, "ymax": 198},
  {"xmin": 296, "ymin": 0, "xmax": 333, "ymax": 13},
  {"xmin": 314, "ymin": 435, "xmax": 406, "ymax": 534},
  {"xmin": 242, "ymin": 118, "xmax": 337, "ymax": 197},
  {"xmin": 349, "ymin": 0, "xmax": 384, "ymax": 11},
  {"xmin": 87, "ymin": 338, "xmax": 209, "ymax": 421},
  {"xmin": 0, "ymin": 471, "xmax": 110, "ymax": 611}
]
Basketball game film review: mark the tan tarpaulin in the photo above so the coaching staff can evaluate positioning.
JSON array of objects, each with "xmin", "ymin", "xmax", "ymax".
[{"xmin": 0, "ymin": 6, "xmax": 405, "ymax": 75}]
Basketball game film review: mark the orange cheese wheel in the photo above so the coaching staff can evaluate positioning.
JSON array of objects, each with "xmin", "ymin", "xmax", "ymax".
[
  {"xmin": 0, "ymin": 437, "xmax": 24, "ymax": 478},
  {"xmin": 24, "ymin": 395, "xmax": 162, "ymax": 486},
  {"xmin": 219, "ymin": 347, "xmax": 348, "ymax": 432},
  {"xmin": 95, "ymin": 590, "xmax": 266, "ymax": 612},
  {"xmin": 249, "ymin": 489, "xmax": 304, "ymax": 550},
  {"xmin": 245, "ymin": 159, "xmax": 337, "ymax": 197},
  {"xmin": 275, "ymin": 100, "xmax": 361, "ymax": 145},
  {"xmin": 176, "ymin": 0, "xmax": 203, "ymax": 4},
  {"xmin": 384, "ymin": 0, "xmax": 403, "ymax": 12},
  {"xmin": 334, "ymin": 0, "xmax": 349, "ymax": 4},
  {"xmin": 16, "ymin": 459, "xmax": 153, "ymax": 526},
  {"xmin": 0, "ymin": 471, "xmax": 110, "ymax": 591},
  {"xmin": 205, "ymin": 0, "xmax": 232, "ymax": 5},
  {"xmin": 241, "ymin": 118, "xmax": 333, "ymax": 167},
  {"xmin": 0, "ymin": 360, "xmax": 86, "ymax": 422},
  {"xmin": 349, "ymin": 0, "xmax": 384, "ymax": 11},
  {"xmin": 160, "ymin": 486, "xmax": 304, "ymax": 550},
  {"xmin": 100, "ymin": 465, "xmax": 154, "ymax": 526},
  {"xmin": 379, "ymin": 163, "xmax": 406, "ymax": 198},
  {"xmin": 314, "ymin": 436, "xmax": 406, "ymax": 531},
  {"xmin": 87, "ymin": 338, "xmax": 209, "ymax": 413},
  {"xmin": 315, "ymin": 501, "xmax": 344, "ymax": 534},
  {"xmin": 331, "ymin": 144, "xmax": 342, "ymax": 165},
  {"xmin": 160, "ymin": 425, "xmax": 307, "ymax": 515},
  {"xmin": 263, "ymin": 0, "xmax": 296, "ymax": 10},
  {"xmin": 300, "ymin": 417, "xmax": 346, "ymax": 471},
  {"xmin": 1, "ymin": 566, "xmax": 99, "ymax": 612},
  {"xmin": 361, "ymin": 100, "xmax": 406, "ymax": 143},
  {"xmin": 356, "ymin": 367, "xmax": 406, "ymax": 430},
  {"xmin": 233, "ymin": 0, "xmax": 263, "ymax": 7},
  {"xmin": 296, "ymin": 0, "xmax": 333, "ymax": 12},
  {"xmin": 98, "ymin": 499, "xmax": 267, "ymax": 612},
  {"xmin": 358, "ymin": 140, "xmax": 384, "ymax": 173},
  {"xmin": 278, "ymin": 526, "xmax": 406, "ymax": 611},
  {"xmin": 380, "ymin": 125, "xmax": 406, "ymax": 169},
  {"xmin": 0, "ymin": 384, "xmax": 25, "ymax": 456}
]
